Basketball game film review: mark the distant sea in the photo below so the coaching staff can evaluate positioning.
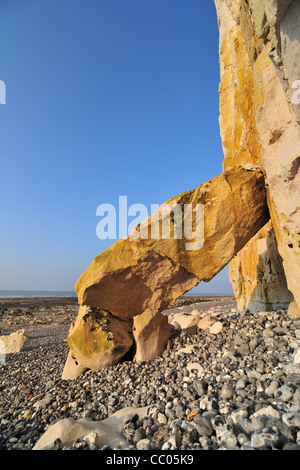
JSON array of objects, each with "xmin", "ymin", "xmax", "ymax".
[
  {"xmin": 0, "ymin": 290, "xmax": 77, "ymax": 298},
  {"xmin": 0, "ymin": 290, "xmax": 232, "ymax": 299}
]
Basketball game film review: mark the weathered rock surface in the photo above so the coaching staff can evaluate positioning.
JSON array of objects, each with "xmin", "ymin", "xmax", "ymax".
[
  {"xmin": 63, "ymin": 168, "xmax": 269, "ymax": 379},
  {"xmin": 230, "ymin": 221, "xmax": 293, "ymax": 312},
  {"xmin": 63, "ymin": 306, "xmax": 134, "ymax": 380},
  {"xmin": 168, "ymin": 313, "xmax": 199, "ymax": 332},
  {"xmin": 215, "ymin": 0, "xmax": 300, "ymax": 315},
  {"xmin": 0, "ymin": 329, "xmax": 28, "ymax": 354},
  {"xmin": 129, "ymin": 169, "xmax": 268, "ymax": 282},
  {"xmin": 133, "ymin": 310, "xmax": 171, "ymax": 362},
  {"xmin": 288, "ymin": 301, "xmax": 300, "ymax": 318},
  {"xmin": 33, "ymin": 406, "xmax": 150, "ymax": 450}
]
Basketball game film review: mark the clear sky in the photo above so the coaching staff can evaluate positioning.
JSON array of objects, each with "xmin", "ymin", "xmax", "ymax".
[{"xmin": 0, "ymin": 0, "xmax": 233, "ymax": 295}]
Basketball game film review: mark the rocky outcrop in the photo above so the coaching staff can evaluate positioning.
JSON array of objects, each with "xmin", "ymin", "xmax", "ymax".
[
  {"xmin": 215, "ymin": 0, "xmax": 300, "ymax": 316},
  {"xmin": 62, "ymin": 168, "xmax": 269, "ymax": 379},
  {"xmin": 229, "ymin": 221, "xmax": 293, "ymax": 312}
]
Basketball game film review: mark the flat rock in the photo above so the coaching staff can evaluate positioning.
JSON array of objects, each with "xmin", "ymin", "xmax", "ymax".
[{"xmin": 33, "ymin": 406, "xmax": 150, "ymax": 450}]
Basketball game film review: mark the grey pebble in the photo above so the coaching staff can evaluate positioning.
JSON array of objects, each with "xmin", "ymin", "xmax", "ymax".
[
  {"xmin": 193, "ymin": 416, "xmax": 214, "ymax": 437},
  {"xmin": 1, "ymin": 301, "xmax": 300, "ymax": 451}
]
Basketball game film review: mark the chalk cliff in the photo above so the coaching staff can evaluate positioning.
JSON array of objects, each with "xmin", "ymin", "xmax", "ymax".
[{"xmin": 215, "ymin": 0, "xmax": 300, "ymax": 315}]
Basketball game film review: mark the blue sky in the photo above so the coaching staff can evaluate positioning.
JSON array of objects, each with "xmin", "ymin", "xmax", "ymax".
[{"xmin": 0, "ymin": 0, "xmax": 233, "ymax": 295}]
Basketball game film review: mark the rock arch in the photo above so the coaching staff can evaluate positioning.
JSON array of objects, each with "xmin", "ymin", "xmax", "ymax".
[{"xmin": 62, "ymin": 168, "xmax": 269, "ymax": 379}]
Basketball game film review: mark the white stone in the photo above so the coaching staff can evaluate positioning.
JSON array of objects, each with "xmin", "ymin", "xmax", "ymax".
[
  {"xmin": 157, "ymin": 413, "xmax": 167, "ymax": 424},
  {"xmin": 250, "ymin": 432, "xmax": 278, "ymax": 449},
  {"xmin": 33, "ymin": 406, "xmax": 150, "ymax": 450},
  {"xmin": 190, "ymin": 309, "xmax": 201, "ymax": 316},
  {"xmin": 0, "ymin": 329, "xmax": 28, "ymax": 354},
  {"xmin": 136, "ymin": 439, "xmax": 151, "ymax": 450},
  {"xmin": 265, "ymin": 380, "xmax": 279, "ymax": 396},
  {"xmin": 293, "ymin": 349, "xmax": 300, "ymax": 365},
  {"xmin": 209, "ymin": 321, "xmax": 223, "ymax": 335},
  {"xmin": 197, "ymin": 316, "xmax": 215, "ymax": 331},
  {"xmin": 168, "ymin": 314, "xmax": 198, "ymax": 330},
  {"xmin": 186, "ymin": 362, "xmax": 204, "ymax": 377},
  {"xmin": 176, "ymin": 345, "xmax": 194, "ymax": 355},
  {"xmin": 83, "ymin": 431, "xmax": 98, "ymax": 447},
  {"xmin": 282, "ymin": 412, "xmax": 300, "ymax": 428},
  {"xmin": 252, "ymin": 406, "xmax": 280, "ymax": 420}
]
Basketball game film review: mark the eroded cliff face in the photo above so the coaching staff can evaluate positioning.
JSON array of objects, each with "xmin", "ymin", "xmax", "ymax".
[
  {"xmin": 215, "ymin": 0, "xmax": 300, "ymax": 316},
  {"xmin": 229, "ymin": 220, "xmax": 293, "ymax": 312}
]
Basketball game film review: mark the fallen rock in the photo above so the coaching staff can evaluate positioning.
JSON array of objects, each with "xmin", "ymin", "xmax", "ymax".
[
  {"xmin": 63, "ymin": 168, "xmax": 269, "ymax": 379},
  {"xmin": 288, "ymin": 301, "xmax": 300, "ymax": 318},
  {"xmin": 197, "ymin": 316, "xmax": 215, "ymax": 331},
  {"xmin": 128, "ymin": 168, "xmax": 269, "ymax": 282},
  {"xmin": 0, "ymin": 329, "xmax": 28, "ymax": 354},
  {"xmin": 209, "ymin": 321, "xmax": 223, "ymax": 335},
  {"xmin": 190, "ymin": 309, "xmax": 201, "ymax": 316},
  {"xmin": 168, "ymin": 313, "xmax": 199, "ymax": 331},
  {"xmin": 33, "ymin": 394, "xmax": 52, "ymax": 409},
  {"xmin": 186, "ymin": 362, "xmax": 204, "ymax": 377},
  {"xmin": 133, "ymin": 310, "xmax": 170, "ymax": 362},
  {"xmin": 62, "ymin": 306, "xmax": 133, "ymax": 380},
  {"xmin": 33, "ymin": 406, "xmax": 150, "ymax": 450}
]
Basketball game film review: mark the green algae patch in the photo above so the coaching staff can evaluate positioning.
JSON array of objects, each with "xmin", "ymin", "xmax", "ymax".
[
  {"xmin": 67, "ymin": 316, "xmax": 114, "ymax": 358},
  {"xmin": 66, "ymin": 307, "xmax": 134, "ymax": 368}
]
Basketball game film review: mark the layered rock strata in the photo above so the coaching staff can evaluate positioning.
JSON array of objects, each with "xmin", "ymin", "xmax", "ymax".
[{"xmin": 214, "ymin": 0, "xmax": 300, "ymax": 315}]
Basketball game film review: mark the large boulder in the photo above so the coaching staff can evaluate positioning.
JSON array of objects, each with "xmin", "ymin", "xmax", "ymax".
[
  {"xmin": 215, "ymin": 0, "xmax": 300, "ymax": 316},
  {"xmin": 62, "ymin": 167, "xmax": 269, "ymax": 379},
  {"xmin": 63, "ymin": 306, "xmax": 134, "ymax": 380}
]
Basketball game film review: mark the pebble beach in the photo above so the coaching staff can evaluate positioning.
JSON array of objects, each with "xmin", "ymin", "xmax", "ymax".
[{"xmin": 1, "ymin": 296, "xmax": 300, "ymax": 451}]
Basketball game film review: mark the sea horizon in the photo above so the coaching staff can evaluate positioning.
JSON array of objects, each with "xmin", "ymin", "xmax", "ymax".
[
  {"xmin": 0, "ymin": 289, "xmax": 233, "ymax": 299},
  {"xmin": 0, "ymin": 289, "xmax": 78, "ymax": 298}
]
